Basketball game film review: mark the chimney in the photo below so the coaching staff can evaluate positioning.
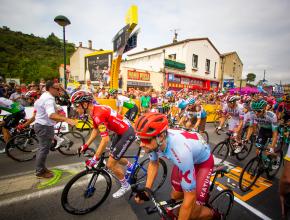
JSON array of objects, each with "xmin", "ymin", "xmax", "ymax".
[
  {"xmin": 144, "ymin": 48, "xmax": 147, "ymax": 51},
  {"xmin": 88, "ymin": 40, "xmax": 92, "ymax": 49},
  {"xmin": 173, "ymin": 32, "xmax": 178, "ymax": 43},
  {"xmin": 79, "ymin": 42, "xmax": 82, "ymax": 47}
]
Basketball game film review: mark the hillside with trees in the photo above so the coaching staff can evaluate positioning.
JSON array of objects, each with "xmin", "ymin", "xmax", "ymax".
[{"xmin": 0, "ymin": 26, "xmax": 75, "ymax": 83}]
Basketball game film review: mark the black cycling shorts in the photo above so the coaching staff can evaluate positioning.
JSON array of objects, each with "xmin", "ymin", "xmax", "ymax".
[
  {"xmin": 109, "ymin": 126, "xmax": 135, "ymax": 160},
  {"xmin": 256, "ymin": 127, "xmax": 272, "ymax": 147},
  {"xmin": 3, "ymin": 110, "xmax": 26, "ymax": 129},
  {"xmin": 125, "ymin": 104, "xmax": 138, "ymax": 122}
]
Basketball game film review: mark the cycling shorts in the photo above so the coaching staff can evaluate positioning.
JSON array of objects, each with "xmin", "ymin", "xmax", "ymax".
[
  {"xmin": 3, "ymin": 110, "xmax": 26, "ymax": 129},
  {"xmin": 170, "ymin": 154, "xmax": 214, "ymax": 205},
  {"xmin": 228, "ymin": 118, "xmax": 239, "ymax": 132},
  {"xmin": 109, "ymin": 126, "xmax": 135, "ymax": 160}
]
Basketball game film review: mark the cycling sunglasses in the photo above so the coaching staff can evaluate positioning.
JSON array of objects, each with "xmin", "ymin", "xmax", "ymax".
[
  {"xmin": 140, "ymin": 138, "xmax": 153, "ymax": 144},
  {"xmin": 254, "ymin": 110, "xmax": 263, "ymax": 113}
]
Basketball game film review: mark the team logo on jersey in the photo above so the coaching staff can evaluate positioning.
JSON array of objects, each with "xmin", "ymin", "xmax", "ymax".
[{"xmin": 98, "ymin": 124, "xmax": 107, "ymax": 132}]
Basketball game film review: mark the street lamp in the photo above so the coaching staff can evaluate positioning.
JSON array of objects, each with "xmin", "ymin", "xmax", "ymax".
[{"xmin": 54, "ymin": 15, "xmax": 71, "ymax": 89}]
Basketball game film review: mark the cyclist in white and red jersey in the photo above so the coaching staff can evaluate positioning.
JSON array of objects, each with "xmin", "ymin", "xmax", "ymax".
[
  {"xmin": 71, "ymin": 91, "xmax": 136, "ymax": 198},
  {"xmin": 217, "ymin": 96, "xmax": 244, "ymax": 137},
  {"xmin": 134, "ymin": 113, "xmax": 218, "ymax": 220}
]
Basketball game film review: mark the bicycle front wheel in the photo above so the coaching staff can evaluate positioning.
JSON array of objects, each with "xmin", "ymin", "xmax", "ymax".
[
  {"xmin": 61, "ymin": 169, "xmax": 112, "ymax": 215},
  {"xmin": 133, "ymin": 158, "xmax": 167, "ymax": 192},
  {"xmin": 5, "ymin": 134, "xmax": 38, "ymax": 162},
  {"xmin": 58, "ymin": 131, "xmax": 85, "ymax": 156},
  {"xmin": 209, "ymin": 189, "xmax": 234, "ymax": 219},
  {"xmin": 239, "ymin": 157, "xmax": 262, "ymax": 192},
  {"xmin": 212, "ymin": 141, "xmax": 229, "ymax": 164}
]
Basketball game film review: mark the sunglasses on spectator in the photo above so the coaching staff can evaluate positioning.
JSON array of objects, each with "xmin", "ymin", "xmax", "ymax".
[{"xmin": 140, "ymin": 138, "xmax": 153, "ymax": 144}]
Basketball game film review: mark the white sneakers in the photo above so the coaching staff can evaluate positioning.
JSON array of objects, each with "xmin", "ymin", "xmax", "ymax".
[
  {"xmin": 234, "ymin": 146, "xmax": 242, "ymax": 154},
  {"xmin": 112, "ymin": 184, "xmax": 131, "ymax": 198}
]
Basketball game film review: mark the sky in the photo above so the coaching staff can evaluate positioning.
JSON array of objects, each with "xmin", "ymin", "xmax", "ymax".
[{"xmin": 0, "ymin": 0, "xmax": 289, "ymax": 84}]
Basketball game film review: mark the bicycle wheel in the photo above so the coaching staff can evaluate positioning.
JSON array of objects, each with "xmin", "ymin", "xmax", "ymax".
[
  {"xmin": 266, "ymin": 150, "xmax": 283, "ymax": 179},
  {"xmin": 200, "ymin": 131, "xmax": 209, "ymax": 144},
  {"xmin": 58, "ymin": 131, "xmax": 85, "ymax": 156},
  {"xmin": 5, "ymin": 133, "xmax": 38, "ymax": 162},
  {"xmin": 72, "ymin": 121, "xmax": 92, "ymax": 138},
  {"xmin": 212, "ymin": 141, "xmax": 229, "ymax": 164},
  {"xmin": 236, "ymin": 138, "xmax": 254, "ymax": 161},
  {"xmin": 239, "ymin": 157, "xmax": 262, "ymax": 192},
  {"xmin": 61, "ymin": 169, "xmax": 112, "ymax": 215},
  {"xmin": 133, "ymin": 158, "xmax": 167, "ymax": 192},
  {"xmin": 209, "ymin": 189, "xmax": 234, "ymax": 219}
]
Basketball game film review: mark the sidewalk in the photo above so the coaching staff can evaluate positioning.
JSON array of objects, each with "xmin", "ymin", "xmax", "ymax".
[{"xmin": 0, "ymin": 162, "xmax": 84, "ymax": 206}]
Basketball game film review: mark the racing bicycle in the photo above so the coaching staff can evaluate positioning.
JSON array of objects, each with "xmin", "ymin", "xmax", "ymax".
[{"xmin": 61, "ymin": 145, "xmax": 168, "ymax": 215}]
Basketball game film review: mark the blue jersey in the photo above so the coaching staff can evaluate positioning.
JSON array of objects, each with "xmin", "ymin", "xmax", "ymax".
[{"xmin": 149, "ymin": 129, "xmax": 211, "ymax": 192}]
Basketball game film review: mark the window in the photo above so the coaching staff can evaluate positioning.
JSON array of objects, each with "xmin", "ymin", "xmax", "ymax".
[
  {"xmin": 233, "ymin": 62, "xmax": 236, "ymax": 73},
  {"xmin": 168, "ymin": 54, "xmax": 176, "ymax": 60},
  {"xmin": 192, "ymin": 54, "xmax": 198, "ymax": 68},
  {"xmin": 214, "ymin": 62, "xmax": 217, "ymax": 78},
  {"xmin": 205, "ymin": 59, "xmax": 210, "ymax": 73}
]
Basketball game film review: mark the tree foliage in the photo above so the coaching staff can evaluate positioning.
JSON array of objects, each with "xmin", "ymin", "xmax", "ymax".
[
  {"xmin": 246, "ymin": 73, "xmax": 256, "ymax": 83},
  {"xmin": 0, "ymin": 26, "xmax": 75, "ymax": 83}
]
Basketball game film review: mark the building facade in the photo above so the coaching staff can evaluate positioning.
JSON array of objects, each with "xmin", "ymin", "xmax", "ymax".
[
  {"xmin": 120, "ymin": 38, "xmax": 221, "ymax": 91},
  {"xmin": 219, "ymin": 52, "xmax": 243, "ymax": 89},
  {"xmin": 69, "ymin": 41, "xmax": 96, "ymax": 82}
]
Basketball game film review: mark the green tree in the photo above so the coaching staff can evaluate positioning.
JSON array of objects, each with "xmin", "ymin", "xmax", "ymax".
[{"xmin": 246, "ymin": 73, "xmax": 256, "ymax": 83}]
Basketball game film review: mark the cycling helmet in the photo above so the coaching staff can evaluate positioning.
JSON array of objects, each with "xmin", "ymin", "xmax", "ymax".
[
  {"xmin": 70, "ymin": 90, "xmax": 93, "ymax": 104},
  {"xmin": 227, "ymin": 96, "xmax": 239, "ymax": 103},
  {"xmin": 251, "ymin": 100, "xmax": 267, "ymax": 111},
  {"xmin": 187, "ymin": 98, "xmax": 195, "ymax": 105},
  {"xmin": 276, "ymin": 97, "xmax": 283, "ymax": 103},
  {"xmin": 243, "ymin": 96, "xmax": 252, "ymax": 103},
  {"xmin": 135, "ymin": 113, "xmax": 168, "ymax": 138},
  {"xmin": 165, "ymin": 90, "xmax": 173, "ymax": 98},
  {"xmin": 108, "ymin": 88, "xmax": 118, "ymax": 95}
]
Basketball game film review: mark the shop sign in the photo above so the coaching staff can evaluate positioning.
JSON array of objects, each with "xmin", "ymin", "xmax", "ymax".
[
  {"xmin": 181, "ymin": 77, "xmax": 190, "ymax": 85},
  {"xmin": 223, "ymin": 79, "xmax": 235, "ymax": 89},
  {"xmin": 128, "ymin": 70, "xmax": 150, "ymax": 81},
  {"xmin": 127, "ymin": 80, "xmax": 151, "ymax": 87},
  {"xmin": 168, "ymin": 73, "xmax": 175, "ymax": 82}
]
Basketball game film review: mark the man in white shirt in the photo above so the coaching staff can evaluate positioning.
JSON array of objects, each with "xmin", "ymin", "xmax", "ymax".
[
  {"xmin": 81, "ymin": 80, "xmax": 95, "ymax": 94},
  {"xmin": 97, "ymin": 87, "xmax": 108, "ymax": 98},
  {"xmin": 34, "ymin": 81, "xmax": 76, "ymax": 178}
]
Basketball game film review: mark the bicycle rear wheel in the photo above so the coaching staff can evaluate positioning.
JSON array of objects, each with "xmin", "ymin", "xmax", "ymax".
[
  {"xmin": 61, "ymin": 169, "xmax": 112, "ymax": 215},
  {"xmin": 133, "ymin": 158, "xmax": 167, "ymax": 192},
  {"xmin": 58, "ymin": 131, "xmax": 85, "ymax": 156},
  {"xmin": 212, "ymin": 141, "xmax": 229, "ymax": 164},
  {"xmin": 72, "ymin": 121, "xmax": 92, "ymax": 138},
  {"xmin": 209, "ymin": 189, "xmax": 234, "ymax": 219},
  {"xmin": 239, "ymin": 157, "xmax": 262, "ymax": 192},
  {"xmin": 5, "ymin": 133, "xmax": 38, "ymax": 162}
]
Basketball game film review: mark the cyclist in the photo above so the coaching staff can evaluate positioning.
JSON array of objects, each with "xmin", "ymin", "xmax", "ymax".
[
  {"xmin": 134, "ymin": 113, "xmax": 218, "ymax": 220},
  {"xmin": 250, "ymin": 99, "xmax": 279, "ymax": 157},
  {"xmin": 108, "ymin": 89, "xmax": 138, "ymax": 122},
  {"xmin": 217, "ymin": 96, "xmax": 244, "ymax": 152},
  {"xmin": 72, "ymin": 91, "xmax": 135, "ymax": 198},
  {"xmin": 0, "ymin": 97, "xmax": 26, "ymax": 143}
]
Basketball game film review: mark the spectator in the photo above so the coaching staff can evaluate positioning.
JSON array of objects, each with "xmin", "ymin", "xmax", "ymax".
[
  {"xmin": 39, "ymin": 78, "xmax": 46, "ymax": 94},
  {"xmin": 34, "ymin": 80, "xmax": 76, "ymax": 178},
  {"xmin": 140, "ymin": 91, "xmax": 151, "ymax": 114},
  {"xmin": 20, "ymin": 83, "xmax": 28, "ymax": 94},
  {"xmin": 81, "ymin": 80, "xmax": 95, "ymax": 93},
  {"xmin": 9, "ymin": 85, "xmax": 27, "ymax": 106},
  {"xmin": 97, "ymin": 87, "xmax": 108, "ymax": 98}
]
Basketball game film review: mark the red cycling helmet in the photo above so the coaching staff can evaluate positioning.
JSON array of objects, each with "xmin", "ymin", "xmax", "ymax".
[{"xmin": 135, "ymin": 113, "xmax": 168, "ymax": 138}]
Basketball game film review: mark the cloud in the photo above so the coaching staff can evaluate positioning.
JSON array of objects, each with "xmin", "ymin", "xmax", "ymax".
[{"xmin": 0, "ymin": 0, "xmax": 289, "ymax": 83}]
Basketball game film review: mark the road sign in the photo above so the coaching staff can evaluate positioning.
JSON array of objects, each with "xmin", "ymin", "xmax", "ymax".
[
  {"xmin": 113, "ymin": 24, "xmax": 130, "ymax": 53},
  {"xmin": 124, "ymin": 31, "xmax": 138, "ymax": 53}
]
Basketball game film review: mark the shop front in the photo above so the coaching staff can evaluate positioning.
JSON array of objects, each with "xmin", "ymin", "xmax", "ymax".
[
  {"xmin": 126, "ymin": 69, "xmax": 152, "ymax": 91},
  {"xmin": 166, "ymin": 72, "xmax": 219, "ymax": 91}
]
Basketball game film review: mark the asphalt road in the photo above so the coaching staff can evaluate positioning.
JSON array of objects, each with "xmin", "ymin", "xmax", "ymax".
[{"xmin": 0, "ymin": 123, "xmax": 285, "ymax": 220}]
